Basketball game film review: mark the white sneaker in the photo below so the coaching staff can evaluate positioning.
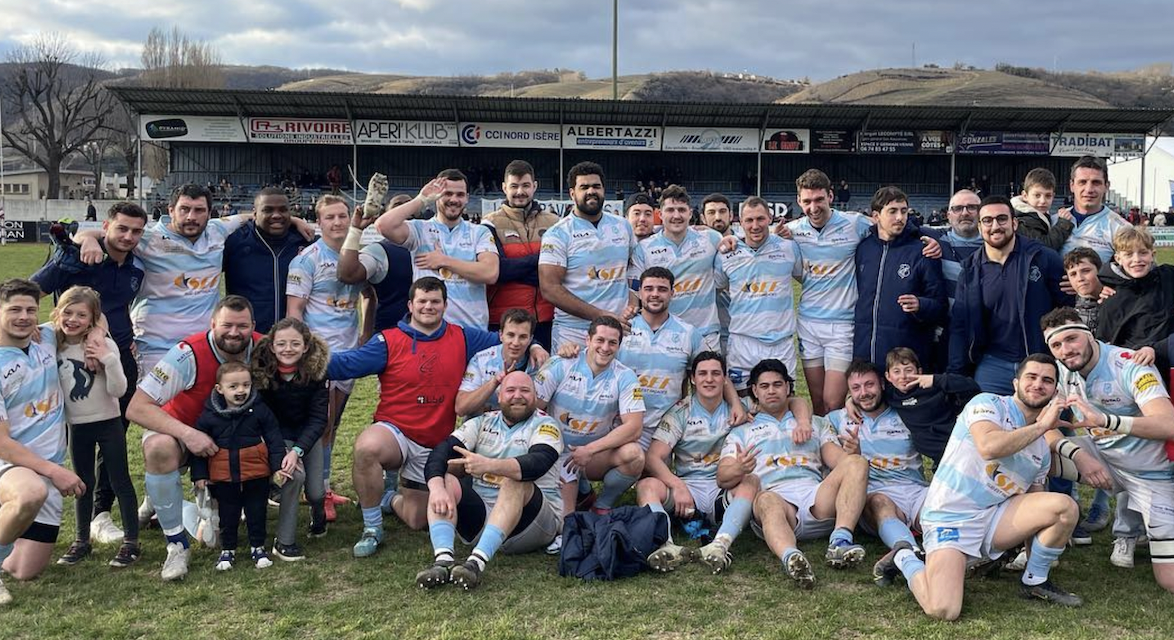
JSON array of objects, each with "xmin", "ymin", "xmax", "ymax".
[
  {"xmin": 1005, "ymin": 550, "xmax": 1028, "ymax": 571},
  {"xmin": 0, "ymin": 577, "xmax": 11, "ymax": 606},
  {"xmin": 545, "ymin": 534, "xmax": 562, "ymax": 556},
  {"xmin": 137, "ymin": 497, "xmax": 155, "ymax": 530},
  {"xmin": 1110, "ymin": 537, "xmax": 1136, "ymax": 568},
  {"xmin": 90, "ymin": 512, "xmax": 125, "ymax": 545},
  {"xmin": 161, "ymin": 542, "xmax": 190, "ymax": 581}
]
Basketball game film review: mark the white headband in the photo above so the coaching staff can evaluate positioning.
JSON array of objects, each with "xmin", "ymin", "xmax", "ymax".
[{"xmin": 1044, "ymin": 322, "xmax": 1092, "ymax": 344}]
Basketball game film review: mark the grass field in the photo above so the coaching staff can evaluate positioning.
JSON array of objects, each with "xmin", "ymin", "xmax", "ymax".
[{"xmin": 2, "ymin": 242, "xmax": 1174, "ymax": 640}]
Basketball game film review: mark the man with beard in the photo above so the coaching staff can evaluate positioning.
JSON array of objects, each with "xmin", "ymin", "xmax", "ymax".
[
  {"xmin": 820, "ymin": 360, "xmax": 928, "ymax": 584},
  {"xmin": 76, "ymin": 185, "xmax": 311, "ymax": 376},
  {"xmin": 626, "ymin": 192, "xmax": 657, "ymax": 243},
  {"xmin": 539, "ymin": 162, "xmax": 638, "ymax": 350},
  {"xmin": 1042, "ymin": 308, "xmax": 1174, "ymax": 590},
  {"xmin": 630, "ymin": 186, "xmax": 723, "ymax": 351},
  {"xmin": 701, "ymin": 193, "xmax": 735, "ymax": 351},
  {"xmin": 482, "ymin": 161, "xmax": 560, "ymax": 349},
  {"xmin": 125, "ymin": 296, "xmax": 262, "ymax": 581},
  {"xmin": 339, "ymin": 194, "xmax": 415, "ymax": 333},
  {"xmin": 891, "ymin": 355, "xmax": 1084, "ymax": 619},
  {"xmin": 374, "ymin": 170, "xmax": 500, "ymax": 328},
  {"xmin": 415, "ymin": 371, "xmax": 562, "ymax": 590},
  {"xmin": 223, "ymin": 187, "xmax": 312, "ymax": 334},
  {"xmin": 1059, "ymin": 156, "xmax": 1130, "ymax": 262},
  {"xmin": 949, "ymin": 196, "xmax": 1071, "ymax": 393},
  {"xmin": 936, "ymin": 190, "xmax": 985, "ymax": 307}
]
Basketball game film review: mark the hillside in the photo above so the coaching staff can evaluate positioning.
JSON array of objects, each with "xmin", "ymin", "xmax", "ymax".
[{"xmin": 781, "ymin": 67, "xmax": 1112, "ymax": 108}]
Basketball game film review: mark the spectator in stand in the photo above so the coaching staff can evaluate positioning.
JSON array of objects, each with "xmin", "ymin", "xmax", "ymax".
[
  {"xmin": 1155, "ymin": 210, "xmax": 1169, "ymax": 227},
  {"xmin": 85, "ymin": 198, "xmax": 97, "ymax": 222},
  {"xmin": 327, "ymin": 165, "xmax": 342, "ymax": 195},
  {"xmin": 836, "ymin": 180, "xmax": 851, "ymax": 210},
  {"xmin": 1127, "ymin": 207, "xmax": 1143, "ymax": 226},
  {"xmin": 482, "ymin": 160, "xmax": 560, "ymax": 350},
  {"xmin": 1011, "ymin": 168, "xmax": 1074, "ymax": 253},
  {"xmin": 948, "ymin": 196, "xmax": 1071, "ymax": 393}
]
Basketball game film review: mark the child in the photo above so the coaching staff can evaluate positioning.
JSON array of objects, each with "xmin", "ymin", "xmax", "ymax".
[
  {"xmin": 1063, "ymin": 247, "xmax": 1104, "ymax": 333},
  {"xmin": 878, "ymin": 347, "xmax": 980, "ymax": 468},
  {"xmin": 1011, "ymin": 168, "xmax": 1074, "ymax": 252},
  {"xmin": 251, "ymin": 318, "xmax": 330, "ymax": 559},
  {"xmin": 1096, "ymin": 226, "xmax": 1174, "ymax": 349},
  {"xmin": 50, "ymin": 286, "xmax": 141, "ymax": 568},
  {"xmin": 191, "ymin": 362, "xmax": 286, "ymax": 570}
]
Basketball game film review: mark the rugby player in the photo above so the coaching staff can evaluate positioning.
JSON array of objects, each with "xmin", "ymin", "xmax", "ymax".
[{"xmin": 456, "ymin": 309, "xmax": 542, "ymax": 418}]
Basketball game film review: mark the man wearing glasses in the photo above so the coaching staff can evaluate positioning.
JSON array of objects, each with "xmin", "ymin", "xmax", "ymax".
[
  {"xmin": 930, "ymin": 190, "xmax": 986, "ymax": 370},
  {"xmin": 948, "ymin": 196, "xmax": 1072, "ymax": 393}
]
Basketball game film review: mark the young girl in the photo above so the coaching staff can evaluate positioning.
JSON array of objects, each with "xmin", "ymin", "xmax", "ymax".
[
  {"xmin": 251, "ymin": 318, "xmax": 330, "ymax": 558},
  {"xmin": 191, "ymin": 362, "xmax": 286, "ymax": 570},
  {"xmin": 50, "ymin": 286, "xmax": 140, "ymax": 568}
]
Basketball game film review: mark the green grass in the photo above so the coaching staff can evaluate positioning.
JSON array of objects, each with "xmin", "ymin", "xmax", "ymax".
[{"xmin": 3, "ymin": 242, "xmax": 1174, "ymax": 639}]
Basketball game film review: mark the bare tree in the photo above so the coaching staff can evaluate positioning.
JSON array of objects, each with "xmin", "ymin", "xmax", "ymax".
[
  {"xmin": 140, "ymin": 26, "xmax": 224, "ymax": 89},
  {"xmin": 2, "ymin": 34, "xmax": 116, "ymax": 199}
]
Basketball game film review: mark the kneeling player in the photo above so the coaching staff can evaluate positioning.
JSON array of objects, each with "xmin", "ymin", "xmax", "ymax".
[
  {"xmin": 886, "ymin": 355, "xmax": 1083, "ymax": 621},
  {"xmin": 821, "ymin": 360, "xmax": 928, "ymax": 584},
  {"xmin": 719, "ymin": 359, "xmax": 870, "ymax": 588},
  {"xmin": 636, "ymin": 352, "xmax": 758, "ymax": 573},
  {"xmin": 416, "ymin": 371, "xmax": 562, "ymax": 590}
]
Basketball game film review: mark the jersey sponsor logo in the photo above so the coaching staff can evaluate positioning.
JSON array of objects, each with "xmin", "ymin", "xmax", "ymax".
[
  {"xmin": 1136, "ymin": 372, "xmax": 1159, "ymax": 393},
  {"xmin": 638, "ymin": 375, "xmax": 675, "ymax": 391},
  {"xmin": 150, "ymin": 366, "xmax": 171, "ymax": 384},
  {"xmin": 173, "ymin": 273, "xmax": 220, "ymax": 292},
  {"xmin": 869, "ymin": 456, "xmax": 905, "ymax": 470},
  {"xmin": 22, "ymin": 392, "xmax": 60, "ymax": 418},
  {"xmin": 587, "ymin": 266, "xmax": 625, "ymax": 282},
  {"xmin": 326, "ymin": 295, "xmax": 358, "ymax": 310},
  {"xmin": 537, "ymin": 423, "xmax": 561, "ymax": 440},
  {"xmin": 766, "ymin": 454, "xmax": 811, "ymax": 467},
  {"xmin": 558, "ymin": 412, "xmax": 602, "ymax": 434},
  {"xmin": 540, "ymin": 243, "xmax": 558, "ymax": 252},
  {"xmin": 674, "ymin": 277, "xmax": 704, "ymax": 294},
  {"xmin": 2, "ymin": 362, "xmax": 23, "ymax": 381},
  {"xmin": 416, "ymin": 393, "xmax": 445, "ymax": 405},
  {"xmin": 807, "ymin": 263, "xmax": 841, "ymax": 277},
  {"xmin": 901, "ymin": 397, "xmax": 918, "ymax": 406},
  {"xmin": 985, "ymin": 461, "xmax": 1026, "ymax": 496},
  {"xmin": 897, "ymin": 264, "xmax": 911, "ymax": 279},
  {"xmin": 741, "ymin": 280, "xmax": 782, "ymax": 295},
  {"xmin": 632, "ymin": 387, "xmax": 644, "ymax": 401},
  {"xmin": 288, "ymin": 274, "xmax": 303, "ymax": 286},
  {"xmin": 935, "ymin": 526, "xmax": 960, "ymax": 542}
]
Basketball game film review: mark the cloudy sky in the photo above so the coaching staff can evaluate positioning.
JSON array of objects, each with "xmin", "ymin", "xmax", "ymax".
[{"xmin": 2, "ymin": 0, "xmax": 1171, "ymax": 80}]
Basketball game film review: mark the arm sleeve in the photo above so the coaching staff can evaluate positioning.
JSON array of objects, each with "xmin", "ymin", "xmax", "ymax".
[
  {"xmin": 285, "ymin": 254, "xmax": 314, "ymax": 300},
  {"xmin": 537, "ymin": 225, "xmax": 568, "ymax": 267},
  {"xmin": 473, "ymin": 225, "xmax": 498, "ymax": 257},
  {"xmin": 189, "ymin": 415, "xmax": 213, "ymax": 481},
  {"xmin": 358, "ymin": 244, "xmax": 390, "ymax": 284},
  {"xmin": 488, "ymin": 226, "xmax": 539, "ymax": 286},
  {"xmin": 914, "ymin": 257, "xmax": 948, "ymax": 326},
  {"xmin": 29, "ymin": 258, "xmax": 71, "ymax": 296},
  {"xmin": 398, "ymin": 220, "xmax": 423, "ymax": 251},
  {"xmin": 1155, "ymin": 336, "xmax": 1173, "ymax": 374},
  {"xmin": 1041, "ymin": 217, "xmax": 1075, "ymax": 252},
  {"xmin": 936, "ymin": 373, "xmax": 982, "ymax": 397},
  {"xmin": 515, "ymin": 443, "xmax": 559, "ymax": 482},
  {"xmin": 99, "ymin": 338, "xmax": 128, "ymax": 398},
  {"xmin": 260, "ymin": 409, "xmax": 287, "ymax": 473},
  {"xmin": 296, "ymin": 382, "xmax": 331, "ymax": 452},
  {"xmin": 462, "ymin": 326, "xmax": 502, "ymax": 363},
  {"xmin": 947, "ymin": 269, "xmax": 972, "ymax": 374},
  {"xmin": 424, "ymin": 435, "xmax": 465, "ymax": 481},
  {"xmin": 326, "ymin": 334, "xmax": 389, "ymax": 380}
]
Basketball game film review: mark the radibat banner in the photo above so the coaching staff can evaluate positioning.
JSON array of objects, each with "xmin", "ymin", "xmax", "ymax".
[
  {"xmin": 458, "ymin": 122, "xmax": 560, "ymax": 148},
  {"xmin": 1049, "ymin": 133, "xmax": 1128, "ymax": 157},
  {"xmin": 956, "ymin": 131, "xmax": 1050, "ymax": 156},
  {"xmin": 563, "ymin": 125, "xmax": 661, "ymax": 151},
  {"xmin": 761, "ymin": 129, "xmax": 810, "ymax": 154},
  {"xmin": 662, "ymin": 127, "xmax": 759, "ymax": 153},
  {"xmin": 140, "ymin": 115, "xmax": 246, "ymax": 143},
  {"xmin": 247, "ymin": 118, "xmax": 352, "ymax": 144},
  {"xmin": 355, "ymin": 120, "xmax": 458, "ymax": 147}
]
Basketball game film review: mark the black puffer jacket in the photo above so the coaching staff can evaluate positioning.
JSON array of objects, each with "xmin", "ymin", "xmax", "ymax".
[
  {"xmin": 1011, "ymin": 196, "xmax": 1074, "ymax": 253},
  {"xmin": 1096, "ymin": 262, "xmax": 1174, "ymax": 349},
  {"xmin": 191, "ymin": 390, "xmax": 286, "ymax": 483},
  {"xmin": 254, "ymin": 333, "xmax": 330, "ymax": 452}
]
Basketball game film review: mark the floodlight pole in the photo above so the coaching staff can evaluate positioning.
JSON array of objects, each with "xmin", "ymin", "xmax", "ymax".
[
  {"xmin": 612, "ymin": 0, "xmax": 618, "ymax": 100},
  {"xmin": 1, "ymin": 94, "xmax": 6, "ymax": 247}
]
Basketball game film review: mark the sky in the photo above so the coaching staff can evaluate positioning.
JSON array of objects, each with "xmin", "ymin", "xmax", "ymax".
[{"xmin": 1, "ymin": 0, "xmax": 1171, "ymax": 81}]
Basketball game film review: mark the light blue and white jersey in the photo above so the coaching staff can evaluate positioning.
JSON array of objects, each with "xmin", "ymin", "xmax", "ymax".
[
  {"xmin": 822, "ymin": 407, "xmax": 926, "ymax": 487},
  {"xmin": 721, "ymin": 411, "xmax": 837, "ymax": 490},
  {"xmin": 786, "ymin": 210, "xmax": 872, "ymax": 322},
  {"xmin": 539, "ymin": 213, "xmax": 636, "ymax": 334},
  {"xmin": 534, "ymin": 353, "xmax": 644, "ymax": 449},
  {"xmin": 286, "ymin": 239, "xmax": 363, "ymax": 352},
  {"xmin": 921, "ymin": 393, "xmax": 1050, "ymax": 523},
  {"xmin": 130, "ymin": 218, "xmax": 244, "ymax": 357},
  {"xmin": 1060, "ymin": 205, "xmax": 1130, "ymax": 262},
  {"xmin": 714, "ymin": 235, "xmax": 802, "ymax": 344},
  {"xmin": 137, "ymin": 330, "xmax": 259, "ymax": 408},
  {"xmin": 459, "ymin": 345, "xmax": 541, "ymax": 414},
  {"xmin": 653, "ymin": 396, "xmax": 736, "ymax": 480},
  {"xmin": 1058, "ymin": 341, "xmax": 1174, "ymax": 481},
  {"xmin": 400, "ymin": 217, "xmax": 497, "ymax": 328},
  {"xmin": 451, "ymin": 409, "xmax": 564, "ymax": 512},
  {"xmin": 0, "ymin": 327, "xmax": 65, "ymax": 467},
  {"xmin": 617, "ymin": 314, "xmax": 705, "ymax": 435},
  {"xmin": 630, "ymin": 228, "xmax": 722, "ymax": 336}
]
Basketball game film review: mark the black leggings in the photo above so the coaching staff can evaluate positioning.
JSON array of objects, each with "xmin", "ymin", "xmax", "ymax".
[
  {"xmin": 94, "ymin": 345, "xmax": 138, "ymax": 515},
  {"xmin": 70, "ymin": 417, "xmax": 139, "ymax": 542},
  {"xmin": 210, "ymin": 478, "xmax": 270, "ymax": 550}
]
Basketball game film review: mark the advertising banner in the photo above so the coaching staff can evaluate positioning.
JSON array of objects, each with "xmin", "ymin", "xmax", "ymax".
[
  {"xmin": 1113, "ymin": 135, "xmax": 1145, "ymax": 158},
  {"xmin": 857, "ymin": 131, "xmax": 917, "ymax": 154},
  {"xmin": 247, "ymin": 118, "xmax": 352, "ymax": 144},
  {"xmin": 662, "ymin": 127, "xmax": 760, "ymax": 153},
  {"xmin": 811, "ymin": 130, "xmax": 856, "ymax": 153},
  {"xmin": 355, "ymin": 120, "xmax": 457, "ymax": 147},
  {"xmin": 481, "ymin": 198, "xmax": 624, "ymax": 217},
  {"xmin": 140, "ymin": 115, "xmax": 246, "ymax": 143},
  {"xmin": 761, "ymin": 129, "xmax": 810, "ymax": 154},
  {"xmin": 563, "ymin": 125, "xmax": 660, "ymax": 151},
  {"xmin": 955, "ymin": 131, "xmax": 1050, "ymax": 156},
  {"xmin": 458, "ymin": 122, "xmax": 560, "ymax": 149},
  {"xmin": 917, "ymin": 131, "xmax": 953, "ymax": 154},
  {"xmin": 1050, "ymin": 133, "xmax": 1117, "ymax": 157}
]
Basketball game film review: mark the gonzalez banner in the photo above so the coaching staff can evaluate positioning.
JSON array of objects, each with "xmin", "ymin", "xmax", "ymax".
[
  {"xmin": 140, "ymin": 115, "xmax": 246, "ymax": 143},
  {"xmin": 811, "ymin": 130, "xmax": 856, "ymax": 153},
  {"xmin": 761, "ymin": 129, "xmax": 810, "ymax": 154},
  {"xmin": 355, "ymin": 120, "xmax": 457, "ymax": 146},
  {"xmin": 662, "ymin": 127, "xmax": 759, "ymax": 153},
  {"xmin": 956, "ymin": 131, "xmax": 1050, "ymax": 156},
  {"xmin": 458, "ymin": 122, "xmax": 560, "ymax": 149},
  {"xmin": 563, "ymin": 125, "xmax": 660, "ymax": 151}
]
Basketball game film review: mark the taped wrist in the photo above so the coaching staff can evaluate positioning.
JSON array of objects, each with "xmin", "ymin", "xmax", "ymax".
[{"xmin": 343, "ymin": 226, "xmax": 362, "ymax": 252}]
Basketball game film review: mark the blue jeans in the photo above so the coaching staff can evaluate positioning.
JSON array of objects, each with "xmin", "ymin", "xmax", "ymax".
[{"xmin": 974, "ymin": 354, "xmax": 1017, "ymax": 395}]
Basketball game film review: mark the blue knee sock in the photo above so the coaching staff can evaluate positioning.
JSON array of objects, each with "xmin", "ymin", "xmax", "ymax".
[
  {"xmin": 471, "ymin": 524, "xmax": 507, "ymax": 568},
  {"xmin": 577, "ymin": 474, "xmax": 592, "ymax": 496},
  {"xmin": 829, "ymin": 526, "xmax": 854, "ymax": 546},
  {"xmin": 144, "ymin": 471, "xmax": 186, "ymax": 544},
  {"xmin": 895, "ymin": 548, "xmax": 925, "ymax": 582},
  {"xmin": 646, "ymin": 501, "xmax": 671, "ymax": 540},
  {"xmin": 596, "ymin": 469, "xmax": 638, "ymax": 510},
  {"xmin": 716, "ymin": 497, "xmax": 753, "ymax": 543},
  {"xmin": 361, "ymin": 506, "xmax": 383, "ymax": 530},
  {"xmin": 781, "ymin": 546, "xmax": 800, "ymax": 565},
  {"xmin": 879, "ymin": 518, "xmax": 918, "ymax": 550},
  {"xmin": 1023, "ymin": 537, "xmax": 1065, "ymax": 586},
  {"xmin": 429, "ymin": 520, "xmax": 456, "ymax": 559}
]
